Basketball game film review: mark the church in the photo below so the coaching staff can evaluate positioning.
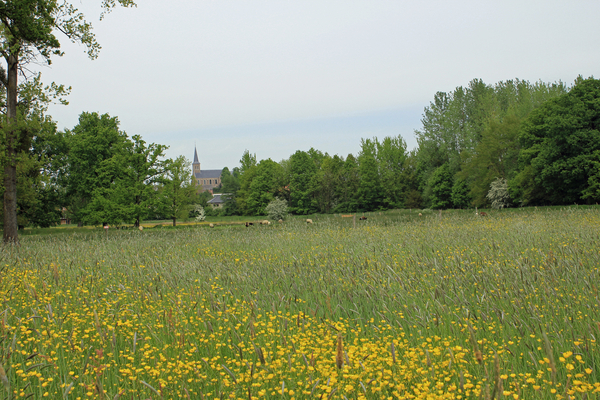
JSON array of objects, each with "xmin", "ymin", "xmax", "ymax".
[{"xmin": 192, "ymin": 147, "xmax": 222, "ymax": 192}]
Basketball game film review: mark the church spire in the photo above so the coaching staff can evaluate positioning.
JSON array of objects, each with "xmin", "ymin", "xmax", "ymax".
[
  {"xmin": 193, "ymin": 146, "xmax": 199, "ymax": 164},
  {"xmin": 192, "ymin": 145, "xmax": 201, "ymax": 174}
]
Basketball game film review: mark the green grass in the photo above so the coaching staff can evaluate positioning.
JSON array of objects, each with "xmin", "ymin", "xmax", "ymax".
[{"xmin": 0, "ymin": 206, "xmax": 599, "ymax": 399}]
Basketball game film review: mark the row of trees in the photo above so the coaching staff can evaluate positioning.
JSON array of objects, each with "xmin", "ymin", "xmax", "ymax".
[
  {"xmin": 1, "ymin": 0, "xmax": 135, "ymax": 243},
  {"xmin": 0, "ymin": 112, "xmax": 198, "ymax": 228},
  {"xmin": 217, "ymin": 76, "xmax": 600, "ymax": 215},
  {"xmin": 3, "ymin": 76, "xmax": 599, "ymax": 232}
]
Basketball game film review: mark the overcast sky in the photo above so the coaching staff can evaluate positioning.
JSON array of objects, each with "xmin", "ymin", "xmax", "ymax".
[{"xmin": 40, "ymin": 0, "xmax": 599, "ymax": 170}]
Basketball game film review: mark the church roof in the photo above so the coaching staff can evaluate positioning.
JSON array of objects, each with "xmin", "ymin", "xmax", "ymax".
[
  {"xmin": 193, "ymin": 147, "xmax": 199, "ymax": 164},
  {"xmin": 194, "ymin": 170, "xmax": 222, "ymax": 179}
]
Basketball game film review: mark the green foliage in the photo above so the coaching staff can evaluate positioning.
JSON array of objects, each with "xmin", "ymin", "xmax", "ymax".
[
  {"xmin": 451, "ymin": 177, "xmax": 470, "ymax": 209},
  {"xmin": 416, "ymin": 78, "xmax": 568, "ymax": 207},
  {"xmin": 239, "ymin": 150, "xmax": 257, "ymax": 175},
  {"xmin": 289, "ymin": 150, "xmax": 317, "ymax": 215},
  {"xmin": 357, "ymin": 138, "xmax": 383, "ymax": 211},
  {"xmin": 516, "ymin": 77, "xmax": 600, "ymax": 205},
  {"xmin": 265, "ymin": 197, "xmax": 288, "ymax": 221},
  {"xmin": 0, "ymin": 0, "xmax": 136, "ymax": 241},
  {"xmin": 159, "ymin": 156, "xmax": 197, "ymax": 226},
  {"xmin": 64, "ymin": 112, "xmax": 131, "ymax": 225},
  {"xmin": 582, "ymin": 155, "xmax": 600, "ymax": 203},
  {"xmin": 460, "ymin": 115, "xmax": 521, "ymax": 206},
  {"xmin": 377, "ymin": 135, "xmax": 408, "ymax": 209},
  {"xmin": 428, "ymin": 163, "xmax": 453, "ymax": 209},
  {"xmin": 243, "ymin": 159, "xmax": 285, "ymax": 216},
  {"xmin": 334, "ymin": 154, "xmax": 360, "ymax": 213}
]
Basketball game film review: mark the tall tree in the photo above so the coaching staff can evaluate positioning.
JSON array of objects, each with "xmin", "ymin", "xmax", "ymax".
[
  {"xmin": 115, "ymin": 135, "xmax": 167, "ymax": 226},
  {"xmin": 428, "ymin": 163, "xmax": 453, "ymax": 209},
  {"xmin": 220, "ymin": 167, "xmax": 241, "ymax": 215},
  {"xmin": 159, "ymin": 156, "xmax": 196, "ymax": 226},
  {"xmin": 289, "ymin": 150, "xmax": 317, "ymax": 215},
  {"xmin": 64, "ymin": 112, "xmax": 130, "ymax": 225},
  {"xmin": 245, "ymin": 159, "xmax": 285, "ymax": 215},
  {"xmin": 376, "ymin": 135, "xmax": 408, "ymax": 209},
  {"xmin": 1, "ymin": 0, "xmax": 135, "ymax": 243},
  {"xmin": 335, "ymin": 154, "xmax": 359, "ymax": 212},
  {"xmin": 514, "ymin": 77, "xmax": 600, "ymax": 205},
  {"xmin": 357, "ymin": 138, "xmax": 383, "ymax": 211}
]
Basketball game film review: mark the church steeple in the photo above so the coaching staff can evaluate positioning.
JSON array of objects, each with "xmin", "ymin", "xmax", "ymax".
[{"xmin": 192, "ymin": 146, "xmax": 201, "ymax": 174}]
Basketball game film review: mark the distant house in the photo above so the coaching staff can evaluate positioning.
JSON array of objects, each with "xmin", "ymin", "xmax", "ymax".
[
  {"xmin": 207, "ymin": 193, "xmax": 230, "ymax": 208},
  {"xmin": 192, "ymin": 147, "xmax": 222, "ymax": 192}
]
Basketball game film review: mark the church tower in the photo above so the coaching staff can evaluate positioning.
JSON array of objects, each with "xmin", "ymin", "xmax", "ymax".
[{"xmin": 192, "ymin": 146, "xmax": 201, "ymax": 174}]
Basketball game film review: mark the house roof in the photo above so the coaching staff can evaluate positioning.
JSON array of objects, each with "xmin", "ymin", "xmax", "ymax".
[
  {"xmin": 194, "ymin": 170, "xmax": 222, "ymax": 179},
  {"xmin": 208, "ymin": 194, "xmax": 225, "ymax": 204}
]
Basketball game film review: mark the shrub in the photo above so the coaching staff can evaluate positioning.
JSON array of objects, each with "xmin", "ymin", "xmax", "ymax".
[
  {"xmin": 265, "ymin": 198, "xmax": 288, "ymax": 221},
  {"xmin": 193, "ymin": 205, "xmax": 206, "ymax": 222},
  {"xmin": 487, "ymin": 178, "xmax": 510, "ymax": 209}
]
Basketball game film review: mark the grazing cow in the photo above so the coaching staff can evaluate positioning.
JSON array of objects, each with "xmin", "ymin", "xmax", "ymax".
[
  {"xmin": 209, "ymin": 223, "xmax": 214, "ymax": 228},
  {"xmin": 479, "ymin": 212, "xmax": 487, "ymax": 216},
  {"xmin": 261, "ymin": 220, "xmax": 270, "ymax": 225},
  {"xmin": 245, "ymin": 222, "xmax": 254, "ymax": 227},
  {"xmin": 359, "ymin": 216, "xmax": 367, "ymax": 220},
  {"xmin": 278, "ymin": 219, "xmax": 283, "ymax": 224},
  {"xmin": 306, "ymin": 219, "xmax": 313, "ymax": 224},
  {"xmin": 418, "ymin": 213, "xmax": 422, "ymax": 216}
]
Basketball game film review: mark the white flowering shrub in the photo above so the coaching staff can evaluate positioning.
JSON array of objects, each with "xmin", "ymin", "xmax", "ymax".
[
  {"xmin": 487, "ymin": 178, "xmax": 510, "ymax": 209},
  {"xmin": 193, "ymin": 205, "xmax": 206, "ymax": 222},
  {"xmin": 266, "ymin": 198, "xmax": 288, "ymax": 221}
]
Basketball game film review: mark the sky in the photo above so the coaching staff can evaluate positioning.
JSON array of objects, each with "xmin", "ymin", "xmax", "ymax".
[{"xmin": 40, "ymin": 0, "xmax": 600, "ymax": 170}]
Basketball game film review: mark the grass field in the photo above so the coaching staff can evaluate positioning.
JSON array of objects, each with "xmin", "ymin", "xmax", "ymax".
[{"xmin": 1, "ymin": 207, "xmax": 599, "ymax": 399}]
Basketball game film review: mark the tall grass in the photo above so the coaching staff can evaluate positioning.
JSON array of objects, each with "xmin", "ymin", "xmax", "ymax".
[{"xmin": 0, "ymin": 207, "xmax": 598, "ymax": 399}]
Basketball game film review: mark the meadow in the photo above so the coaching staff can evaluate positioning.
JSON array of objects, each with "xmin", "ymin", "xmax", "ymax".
[{"xmin": 0, "ymin": 207, "xmax": 599, "ymax": 399}]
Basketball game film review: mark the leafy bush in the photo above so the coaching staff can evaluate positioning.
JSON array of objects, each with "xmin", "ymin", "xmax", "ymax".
[
  {"xmin": 192, "ymin": 205, "xmax": 206, "ymax": 222},
  {"xmin": 487, "ymin": 178, "xmax": 510, "ymax": 209},
  {"xmin": 265, "ymin": 197, "xmax": 288, "ymax": 221}
]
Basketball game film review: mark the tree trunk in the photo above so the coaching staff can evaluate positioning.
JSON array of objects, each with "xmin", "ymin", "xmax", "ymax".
[
  {"xmin": 3, "ymin": 52, "xmax": 19, "ymax": 244},
  {"xmin": 172, "ymin": 217, "xmax": 176, "ymax": 227}
]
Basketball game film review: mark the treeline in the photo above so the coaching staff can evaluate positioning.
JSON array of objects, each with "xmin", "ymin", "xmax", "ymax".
[
  {"xmin": 0, "ymin": 112, "xmax": 198, "ymax": 227},
  {"xmin": 218, "ymin": 76, "xmax": 600, "ymax": 215},
  {"xmin": 2, "ymin": 76, "xmax": 599, "ymax": 227}
]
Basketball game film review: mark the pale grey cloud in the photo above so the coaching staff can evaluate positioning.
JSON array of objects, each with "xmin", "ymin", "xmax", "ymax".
[{"xmin": 41, "ymin": 0, "xmax": 600, "ymax": 168}]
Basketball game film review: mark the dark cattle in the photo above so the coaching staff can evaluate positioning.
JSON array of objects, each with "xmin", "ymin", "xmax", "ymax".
[
  {"xmin": 245, "ymin": 222, "xmax": 254, "ymax": 227},
  {"xmin": 479, "ymin": 212, "xmax": 487, "ymax": 216},
  {"xmin": 359, "ymin": 216, "xmax": 367, "ymax": 220}
]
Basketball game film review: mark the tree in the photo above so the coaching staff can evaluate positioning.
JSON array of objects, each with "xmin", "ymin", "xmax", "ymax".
[
  {"xmin": 460, "ymin": 115, "xmax": 521, "ymax": 206},
  {"xmin": 220, "ymin": 167, "xmax": 241, "ymax": 215},
  {"xmin": 515, "ymin": 77, "xmax": 600, "ymax": 205},
  {"xmin": 245, "ymin": 159, "xmax": 285, "ymax": 215},
  {"xmin": 334, "ymin": 154, "xmax": 359, "ymax": 213},
  {"xmin": 0, "ymin": 78, "xmax": 66, "ymax": 228},
  {"xmin": 376, "ymin": 135, "xmax": 408, "ymax": 209},
  {"xmin": 451, "ymin": 177, "xmax": 470, "ymax": 209},
  {"xmin": 428, "ymin": 163, "xmax": 453, "ymax": 209},
  {"xmin": 1, "ymin": 0, "xmax": 136, "ymax": 243},
  {"xmin": 289, "ymin": 150, "xmax": 317, "ymax": 215},
  {"xmin": 64, "ymin": 112, "xmax": 130, "ymax": 225},
  {"xmin": 160, "ymin": 156, "xmax": 196, "ymax": 226},
  {"xmin": 240, "ymin": 150, "xmax": 257, "ymax": 175},
  {"xmin": 357, "ymin": 138, "xmax": 383, "ymax": 211},
  {"xmin": 114, "ymin": 135, "xmax": 167, "ymax": 226},
  {"xmin": 314, "ymin": 154, "xmax": 344, "ymax": 213}
]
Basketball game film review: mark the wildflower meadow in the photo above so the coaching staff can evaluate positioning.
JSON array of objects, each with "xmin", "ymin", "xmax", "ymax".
[{"xmin": 1, "ymin": 207, "xmax": 599, "ymax": 399}]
